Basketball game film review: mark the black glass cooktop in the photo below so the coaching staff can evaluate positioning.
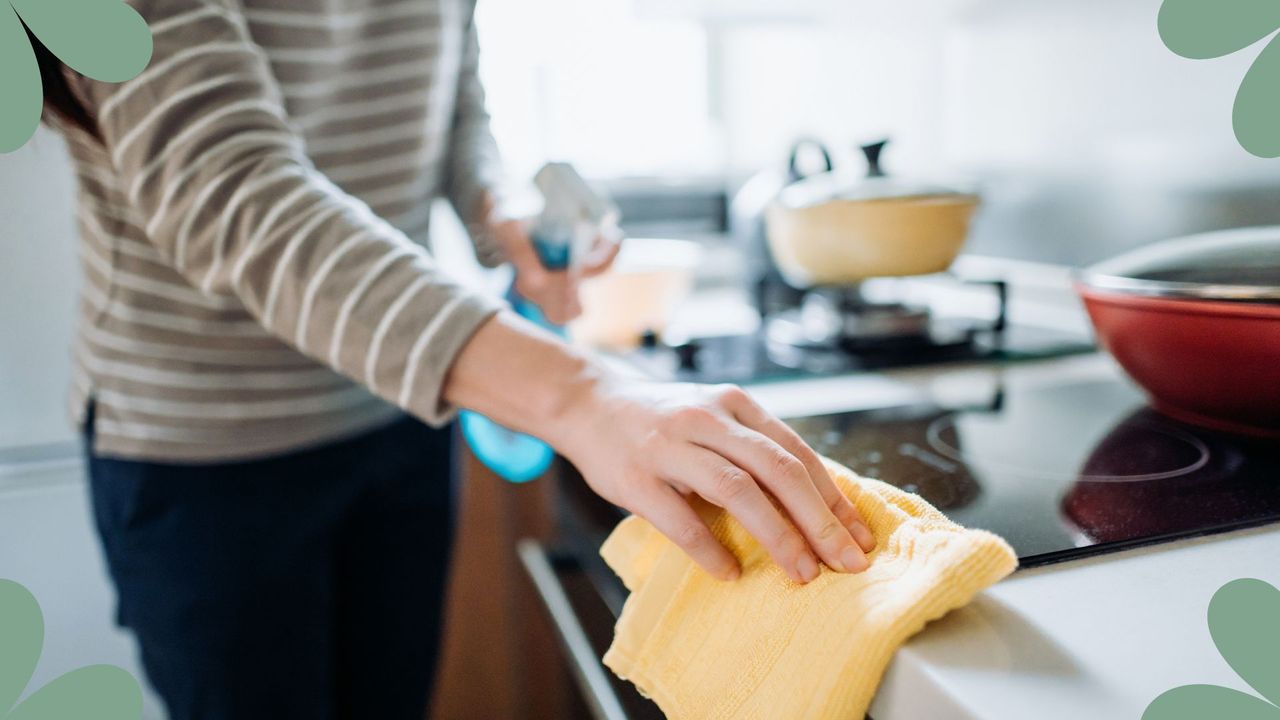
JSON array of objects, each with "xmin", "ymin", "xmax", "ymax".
[
  {"xmin": 628, "ymin": 322, "xmax": 1095, "ymax": 385},
  {"xmin": 785, "ymin": 378, "xmax": 1280, "ymax": 567}
]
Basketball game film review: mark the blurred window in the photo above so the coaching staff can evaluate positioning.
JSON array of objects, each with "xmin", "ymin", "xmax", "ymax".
[{"xmin": 476, "ymin": 0, "xmax": 721, "ymax": 178}]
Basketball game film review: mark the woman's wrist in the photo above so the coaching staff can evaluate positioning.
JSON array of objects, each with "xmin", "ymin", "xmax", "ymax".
[
  {"xmin": 542, "ymin": 359, "xmax": 614, "ymax": 456},
  {"xmin": 444, "ymin": 310, "xmax": 607, "ymax": 443}
]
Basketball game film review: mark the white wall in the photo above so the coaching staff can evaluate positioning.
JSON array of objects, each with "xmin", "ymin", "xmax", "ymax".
[
  {"xmin": 704, "ymin": 0, "xmax": 1280, "ymax": 262},
  {"xmin": 0, "ymin": 128, "xmax": 80, "ymax": 451},
  {"xmin": 477, "ymin": 0, "xmax": 718, "ymax": 179},
  {"xmin": 645, "ymin": 0, "xmax": 1273, "ymax": 177}
]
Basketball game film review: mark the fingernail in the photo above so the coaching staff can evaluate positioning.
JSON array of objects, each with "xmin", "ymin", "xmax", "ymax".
[
  {"xmin": 841, "ymin": 545, "xmax": 869, "ymax": 573},
  {"xmin": 852, "ymin": 522, "xmax": 877, "ymax": 552},
  {"xmin": 797, "ymin": 553, "xmax": 820, "ymax": 583},
  {"xmin": 721, "ymin": 564, "xmax": 741, "ymax": 582}
]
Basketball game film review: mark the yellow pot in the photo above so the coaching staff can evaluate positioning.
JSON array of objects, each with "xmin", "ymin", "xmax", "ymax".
[{"xmin": 764, "ymin": 174, "xmax": 980, "ymax": 287}]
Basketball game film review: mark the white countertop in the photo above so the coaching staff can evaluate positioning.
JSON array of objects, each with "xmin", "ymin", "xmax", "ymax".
[
  {"xmin": 871, "ymin": 524, "xmax": 1279, "ymax": 720},
  {"xmin": 744, "ymin": 355, "xmax": 1279, "ymax": 720}
]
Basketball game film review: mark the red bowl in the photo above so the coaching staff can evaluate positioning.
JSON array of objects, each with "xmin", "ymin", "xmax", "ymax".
[{"xmin": 1077, "ymin": 285, "xmax": 1280, "ymax": 438}]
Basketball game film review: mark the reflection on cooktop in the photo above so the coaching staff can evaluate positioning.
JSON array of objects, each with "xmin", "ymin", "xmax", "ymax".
[{"xmin": 786, "ymin": 379, "xmax": 1280, "ymax": 567}]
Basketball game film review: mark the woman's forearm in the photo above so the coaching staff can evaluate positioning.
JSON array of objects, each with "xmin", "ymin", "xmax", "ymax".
[
  {"xmin": 443, "ymin": 312, "xmax": 877, "ymax": 584},
  {"xmin": 442, "ymin": 310, "xmax": 603, "ymax": 443}
]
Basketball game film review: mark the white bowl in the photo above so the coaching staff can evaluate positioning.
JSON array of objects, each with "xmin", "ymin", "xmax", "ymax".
[{"xmin": 571, "ymin": 238, "xmax": 702, "ymax": 350}]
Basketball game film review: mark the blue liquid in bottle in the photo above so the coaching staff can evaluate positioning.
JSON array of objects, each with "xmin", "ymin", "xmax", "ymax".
[{"xmin": 459, "ymin": 234, "xmax": 570, "ymax": 483}]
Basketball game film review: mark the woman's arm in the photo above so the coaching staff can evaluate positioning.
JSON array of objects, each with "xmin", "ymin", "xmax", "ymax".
[
  {"xmin": 447, "ymin": 313, "xmax": 876, "ymax": 582},
  {"xmin": 66, "ymin": 0, "xmax": 498, "ymax": 426}
]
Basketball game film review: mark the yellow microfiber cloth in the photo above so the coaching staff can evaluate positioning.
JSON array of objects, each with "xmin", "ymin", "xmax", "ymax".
[{"xmin": 600, "ymin": 459, "xmax": 1017, "ymax": 720}]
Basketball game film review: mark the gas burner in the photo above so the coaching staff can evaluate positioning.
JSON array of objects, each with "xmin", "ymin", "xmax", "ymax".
[
  {"xmin": 766, "ymin": 287, "xmax": 935, "ymax": 349},
  {"xmin": 763, "ymin": 325, "xmax": 983, "ymax": 372},
  {"xmin": 621, "ymin": 276, "xmax": 1089, "ymax": 385},
  {"xmin": 761, "ymin": 279, "xmax": 1008, "ymax": 368}
]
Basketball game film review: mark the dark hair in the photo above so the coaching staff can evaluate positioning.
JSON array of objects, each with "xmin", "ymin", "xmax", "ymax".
[{"xmin": 26, "ymin": 23, "xmax": 98, "ymax": 138}]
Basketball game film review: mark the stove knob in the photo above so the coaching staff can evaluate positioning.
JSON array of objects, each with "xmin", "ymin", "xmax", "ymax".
[{"xmin": 675, "ymin": 341, "xmax": 702, "ymax": 372}]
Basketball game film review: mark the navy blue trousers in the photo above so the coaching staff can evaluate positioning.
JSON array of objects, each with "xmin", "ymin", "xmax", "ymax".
[{"xmin": 86, "ymin": 413, "xmax": 456, "ymax": 720}]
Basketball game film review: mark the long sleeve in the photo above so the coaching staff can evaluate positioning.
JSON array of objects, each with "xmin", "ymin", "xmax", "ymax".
[
  {"xmin": 66, "ymin": 0, "xmax": 502, "ymax": 426},
  {"xmin": 443, "ymin": 6, "xmax": 508, "ymax": 268}
]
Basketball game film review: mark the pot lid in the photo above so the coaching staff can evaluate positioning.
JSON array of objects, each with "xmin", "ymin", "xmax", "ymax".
[
  {"xmin": 775, "ymin": 139, "xmax": 978, "ymax": 209},
  {"xmin": 777, "ymin": 173, "xmax": 976, "ymax": 208},
  {"xmin": 1079, "ymin": 226, "xmax": 1280, "ymax": 303}
]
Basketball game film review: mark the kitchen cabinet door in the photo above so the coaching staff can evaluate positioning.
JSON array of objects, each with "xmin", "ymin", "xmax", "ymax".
[{"xmin": 430, "ymin": 445, "xmax": 588, "ymax": 720}]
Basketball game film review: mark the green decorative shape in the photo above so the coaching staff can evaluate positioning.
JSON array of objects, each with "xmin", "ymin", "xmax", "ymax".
[
  {"xmin": 0, "ymin": 4, "xmax": 43, "ymax": 154},
  {"xmin": 1234, "ymin": 35, "xmax": 1280, "ymax": 158},
  {"xmin": 0, "ymin": 0, "xmax": 152, "ymax": 152},
  {"xmin": 1158, "ymin": 0, "xmax": 1280, "ymax": 158},
  {"xmin": 10, "ymin": 0, "xmax": 152, "ymax": 83},
  {"xmin": 1158, "ymin": 0, "xmax": 1280, "ymax": 59},
  {"xmin": 0, "ymin": 581, "xmax": 43, "ymax": 716},
  {"xmin": 1208, "ymin": 578, "xmax": 1280, "ymax": 706},
  {"xmin": 0, "ymin": 579, "xmax": 143, "ymax": 720},
  {"xmin": 1143, "ymin": 684, "xmax": 1280, "ymax": 720},
  {"xmin": 6, "ymin": 666, "xmax": 142, "ymax": 720},
  {"xmin": 1144, "ymin": 578, "xmax": 1280, "ymax": 720}
]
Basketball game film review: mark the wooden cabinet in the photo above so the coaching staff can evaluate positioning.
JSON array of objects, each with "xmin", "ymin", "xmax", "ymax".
[{"xmin": 430, "ymin": 445, "xmax": 590, "ymax": 720}]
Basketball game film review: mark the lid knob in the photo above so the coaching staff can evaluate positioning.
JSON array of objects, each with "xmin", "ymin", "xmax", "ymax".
[{"xmin": 860, "ymin": 139, "xmax": 889, "ymax": 178}]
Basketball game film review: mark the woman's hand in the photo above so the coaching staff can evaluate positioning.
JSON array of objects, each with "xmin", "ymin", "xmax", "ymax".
[
  {"xmin": 446, "ymin": 306, "xmax": 873, "ymax": 584},
  {"xmin": 490, "ymin": 218, "xmax": 620, "ymax": 326},
  {"xmin": 547, "ymin": 376, "xmax": 877, "ymax": 583}
]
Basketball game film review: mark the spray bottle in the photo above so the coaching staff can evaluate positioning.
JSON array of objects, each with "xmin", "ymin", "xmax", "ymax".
[{"xmin": 459, "ymin": 163, "xmax": 620, "ymax": 482}]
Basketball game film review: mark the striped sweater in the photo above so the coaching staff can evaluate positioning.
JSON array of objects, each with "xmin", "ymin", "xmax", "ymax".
[{"xmin": 60, "ymin": 0, "xmax": 507, "ymax": 462}]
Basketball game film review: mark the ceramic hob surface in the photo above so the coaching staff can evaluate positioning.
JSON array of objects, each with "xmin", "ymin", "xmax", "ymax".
[{"xmin": 784, "ymin": 377, "xmax": 1280, "ymax": 567}]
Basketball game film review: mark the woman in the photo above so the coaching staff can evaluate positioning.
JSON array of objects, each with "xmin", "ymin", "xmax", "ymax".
[{"xmin": 35, "ymin": 1, "xmax": 875, "ymax": 718}]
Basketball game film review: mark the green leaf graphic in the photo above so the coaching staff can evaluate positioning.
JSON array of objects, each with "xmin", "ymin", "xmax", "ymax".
[
  {"xmin": 10, "ymin": 0, "xmax": 152, "ymax": 83},
  {"xmin": 1144, "ymin": 684, "xmax": 1280, "ymax": 720},
  {"xmin": 1208, "ymin": 578, "xmax": 1280, "ymax": 707},
  {"xmin": 0, "ymin": 579, "xmax": 143, "ymax": 720},
  {"xmin": 1235, "ymin": 35, "xmax": 1280, "ymax": 158},
  {"xmin": 0, "ymin": 0, "xmax": 152, "ymax": 152},
  {"xmin": 1158, "ymin": 0, "xmax": 1280, "ymax": 158},
  {"xmin": 1158, "ymin": 0, "xmax": 1280, "ymax": 59},
  {"xmin": 0, "ymin": 5, "xmax": 43, "ymax": 154},
  {"xmin": 6, "ymin": 666, "xmax": 142, "ymax": 720},
  {"xmin": 1144, "ymin": 578, "xmax": 1280, "ymax": 720},
  {"xmin": 0, "ymin": 581, "xmax": 43, "ymax": 716}
]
